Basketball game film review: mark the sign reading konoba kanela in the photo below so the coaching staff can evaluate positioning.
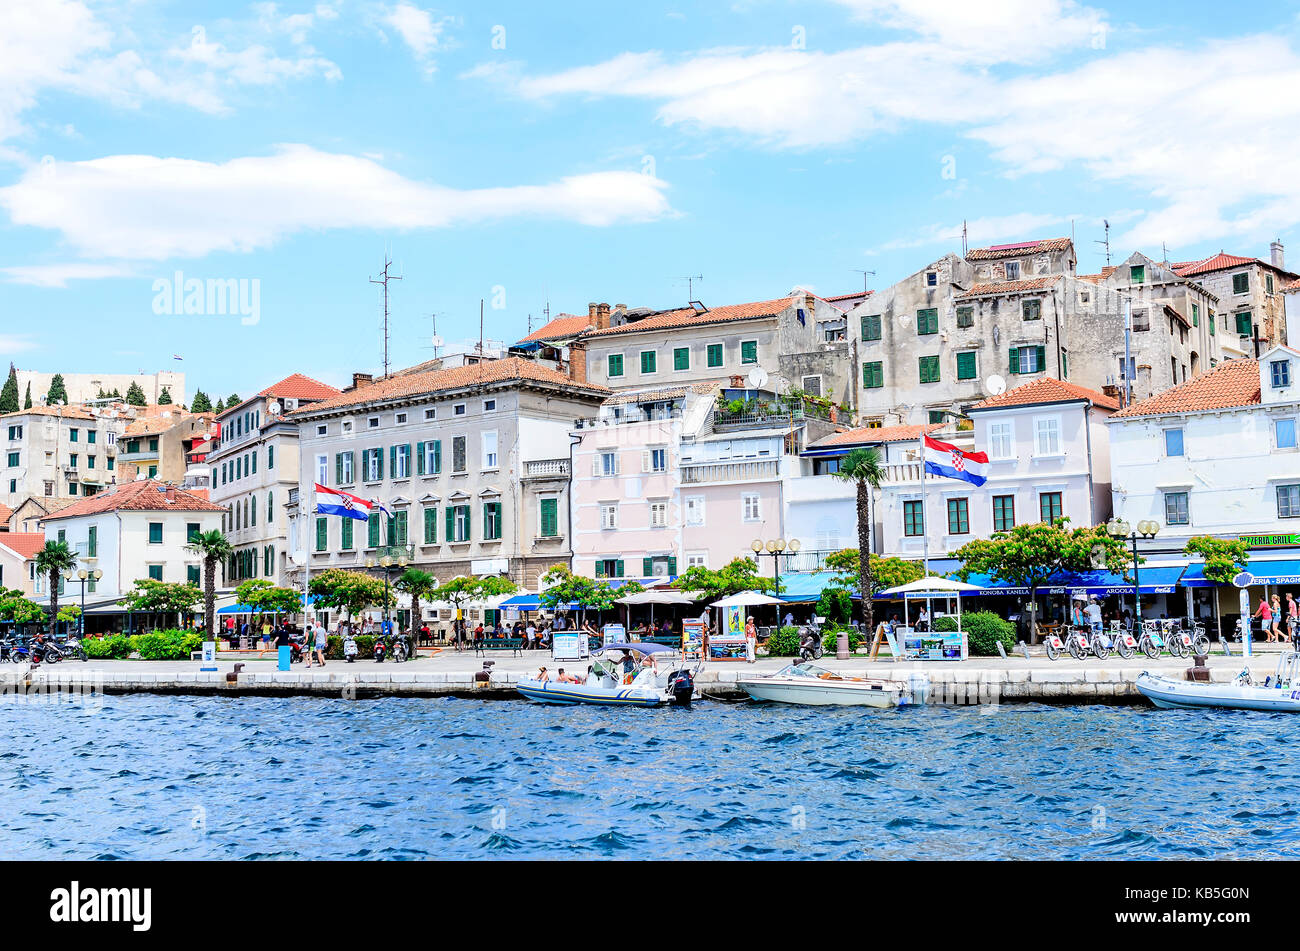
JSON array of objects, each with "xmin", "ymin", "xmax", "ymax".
[{"xmin": 1239, "ymin": 533, "xmax": 1300, "ymax": 548}]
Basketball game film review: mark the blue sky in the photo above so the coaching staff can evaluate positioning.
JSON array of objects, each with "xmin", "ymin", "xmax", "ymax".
[{"xmin": 2, "ymin": 0, "xmax": 1299, "ymax": 400}]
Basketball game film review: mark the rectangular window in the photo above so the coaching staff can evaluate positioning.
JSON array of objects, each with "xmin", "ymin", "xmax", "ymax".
[
  {"xmin": 640, "ymin": 350, "xmax": 657, "ymax": 374},
  {"xmin": 1022, "ymin": 299, "xmax": 1042, "ymax": 321},
  {"xmin": 1009, "ymin": 345, "xmax": 1046, "ymax": 375},
  {"xmin": 1233, "ymin": 272, "xmax": 1249, "ymax": 295},
  {"xmin": 608, "ymin": 354, "xmax": 624, "ymax": 377},
  {"xmin": 148, "ymin": 564, "xmax": 163, "ymax": 581},
  {"xmin": 337, "ymin": 451, "xmax": 354, "ymax": 484},
  {"xmin": 1272, "ymin": 360, "xmax": 1291, "ymax": 388},
  {"xmin": 903, "ymin": 500, "xmax": 924, "ymax": 537},
  {"xmin": 956, "ymin": 351, "xmax": 977, "ymax": 381},
  {"xmin": 946, "ymin": 498, "xmax": 969, "ymax": 535},
  {"xmin": 740, "ymin": 340, "xmax": 758, "ymax": 364},
  {"xmin": 742, "ymin": 493, "xmax": 760, "ymax": 521},
  {"xmin": 916, "ymin": 308, "xmax": 938, "ymax": 335},
  {"xmin": 69, "ymin": 428, "xmax": 78, "ymax": 443},
  {"xmin": 649, "ymin": 500, "xmax": 667, "ymax": 527},
  {"xmin": 1132, "ymin": 308, "xmax": 1150, "ymax": 332},
  {"xmin": 368, "ymin": 511, "xmax": 381, "ymax": 548},
  {"xmin": 539, "ymin": 498, "xmax": 558, "ymax": 537},
  {"xmin": 340, "ymin": 517, "xmax": 354, "ymax": 550},
  {"xmin": 69, "ymin": 454, "xmax": 77, "ymax": 468},
  {"xmin": 148, "ymin": 522, "xmax": 163, "ymax": 544},
  {"xmin": 88, "ymin": 526, "xmax": 98, "ymax": 557},
  {"xmin": 1278, "ymin": 484, "xmax": 1300, "ymax": 518},
  {"xmin": 1236, "ymin": 312, "xmax": 1252, "ymax": 336},
  {"xmin": 992, "ymin": 495, "xmax": 1015, "ymax": 532},
  {"xmin": 482, "ymin": 430, "xmax": 498, "ymax": 469},
  {"xmin": 595, "ymin": 558, "xmax": 624, "ymax": 579},
  {"xmin": 315, "ymin": 517, "xmax": 328, "ymax": 552},
  {"xmin": 1209, "ymin": 310, "xmax": 1216, "ymax": 335},
  {"xmin": 364, "ymin": 448, "xmax": 383, "ymax": 482},
  {"xmin": 1277, "ymin": 418, "xmax": 1297, "ymax": 450},
  {"xmin": 451, "ymin": 505, "xmax": 471, "ymax": 542},
  {"xmin": 315, "ymin": 453, "xmax": 328, "ymax": 486},
  {"xmin": 862, "ymin": 361, "xmax": 884, "ymax": 389},
  {"xmin": 1191, "ymin": 303, "xmax": 1199, "ymax": 326},
  {"xmin": 861, "ymin": 314, "xmax": 882, "ymax": 341},
  {"xmin": 1034, "ymin": 417, "xmax": 1061, "ymax": 456},
  {"xmin": 423, "ymin": 506, "xmax": 437, "ymax": 544},
  {"xmin": 483, "ymin": 501, "xmax": 502, "ymax": 540},
  {"xmin": 421, "ymin": 441, "xmax": 441, "ymax": 475},
  {"xmin": 673, "ymin": 347, "xmax": 690, "ymax": 371},
  {"xmin": 600, "ymin": 451, "xmax": 617, "ymax": 477},
  {"xmin": 6, "ymin": 452, "xmax": 18, "ymax": 467},
  {"xmin": 648, "ymin": 448, "xmax": 667, "ymax": 472},
  {"xmin": 267, "ymin": 444, "xmax": 274, "ymax": 469},
  {"xmin": 1004, "ymin": 261, "xmax": 1021, "ymax": 280},
  {"xmin": 685, "ymin": 496, "xmax": 705, "ymax": 526},
  {"xmin": 452, "ymin": 436, "xmax": 467, "ymax": 473},
  {"xmin": 955, "ymin": 306, "xmax": 974, "ymax": 329},
  {"xmin": 600, "ymin": 504, "xmax": 618, "ymax": 530},
  {"xmin": 1164, "ymin": 428, "xmax": 1184, "ymax": 457},
  {"xmin": 1129, "ymin": 264, "xmax": 1145, "ymax": 284},
  {"xmin": 391, "ymin": 443, "xmax": 411, "ymax": 479},
  {"xmin": 918, "ymin": 355, "xmax": 940, "ymax": 384},
  {"xmin": 187, "ymin": 565, "xmax": 201, "ymax": 585},
  {"xmin": 1164, "ymin": 491, "xmax": 1190, "ymax": 525},
  {"xmin": 1039, "ymin": 492, "xmax": 1063, "ymax": 524},
  {"xmin": 706, "ymin": 343, "xmax": 724, "ymax": 367},
  {"xmin": 989, "ymin": 421, "xmax": 1013, "ymax": 459},
  {"xmin": 1267, "ymin": 274, "xmax": 1275, "ymax": 294}
]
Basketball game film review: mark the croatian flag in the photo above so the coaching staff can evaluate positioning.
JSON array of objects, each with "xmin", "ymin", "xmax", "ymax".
[
  {"xmin": 923, "ymin": 435, "xmax": 989, "ymax": 487},
  {"xmin": 314, "ymin": 483, "xmax": 372, "ymax": 522}
]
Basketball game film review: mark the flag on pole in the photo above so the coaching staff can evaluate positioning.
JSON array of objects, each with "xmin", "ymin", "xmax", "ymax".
[
  {"xmin": 923, "ymin": 435, "xmax": 989, "ymax": 487},
  {"xmin": 314, "ymin": 483, "xmax": 373, "ymax": 521}
]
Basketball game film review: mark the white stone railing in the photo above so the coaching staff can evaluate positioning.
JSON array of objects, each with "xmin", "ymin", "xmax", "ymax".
[
  {"xmin": 524, "ymin": 458, "xmax": 570, "ymax": 478},
  {"xmin": 681, "ymin": 459, "xmax": 780, "ymax": 484}
]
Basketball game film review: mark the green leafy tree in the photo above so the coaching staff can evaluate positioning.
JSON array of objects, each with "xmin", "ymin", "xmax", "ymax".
[
  {"xmin": 34, "ymin": 540, "xmax": 77, "ymax": 631},
  {"xmin": 824, "ymin": 549, "xmax": 926, "ymax": 597},
  {"xmin": 122, "ymin": 578, "xmax": 202, "ymax": 628},
  {"xmin": 158, "ymin": 386, "xmax": 172, "ymax": 404},
  {"xmin": 57, "ymin": 603, "xmax": 81, "ymax": 625},
  {"xmin": 0, "ymin": 365, "xmax": 18, "ymax": 414},
  {"xmin": 955, "ymin": 519, "xmax": 1132, "ymax": 642},
  {"xmin": 190, "ymin": 390, "xmax": 213, "ymax": 413},
  {"xmin": 22, "ymin": 382, "xmax": 31, "ymax": 409},
  {"xmin": 1184, "ymin": 536, "xmax": 1250, "ymax": 585},
  {"xmin": 214, "ymin": 398, "xmax": 225, "ymax": 413},
  {"xmin": 45, "ymin": 373, "xmax": 68, "ymax": 405},
  {"xmin": 538, "ymin": 565, "xmax": 640, "ymax": 626},
  {"xmin": 309, "ymin": 568, "xmax": 391, "ymax": 622},
  {"xmin": 395, "ymin": 568, "xmax": 437, "ymax": 630},
  {"xmin": 831, "ymin": 447, "xmax": 886, "ymax": 651},
  {"xmin": 675, "ymin": 557, "xmax": 775, "ymax": 604},
  {"xmin": 234, "ymin": 578, "xmax": 302, "ymax": 624},
  {"xmin": 226, "ymin": 393, "xmax": 241, "ymax": 408},
  {"xmin": 0, "ymin": 587, "xmax": 42, "ymax": 624},
  {"xmin": 430, "ymin": 575, "xmax": 518, "ymax": 625},
  {"xmin": 186, "ymin": 529, "xmax": 233, "ymax": 637},
  {"xmin": 126, "ymin": 381, "xmax": 147, "ymax": 406}
]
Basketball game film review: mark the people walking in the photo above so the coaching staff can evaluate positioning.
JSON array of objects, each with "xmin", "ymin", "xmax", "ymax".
[
  {"xmin": 313, "ymin": 619, "xmax": 328, "ymax": 667},
  {"xmin": 1252, "ymin": 597, "xmax": 1274, "ymax": 642}
]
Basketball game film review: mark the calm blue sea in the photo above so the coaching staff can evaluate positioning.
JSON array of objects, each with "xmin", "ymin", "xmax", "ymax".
[{"xmin": 3, "ymin": 694, "xmax": 1297, "ymax": 859}]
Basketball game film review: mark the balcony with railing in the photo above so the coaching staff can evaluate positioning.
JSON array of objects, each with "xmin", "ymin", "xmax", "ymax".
[
  {"xmin": 681, "ymin": 458, "xmax": 780, "ymax": 484},
  {"xmin": 523, "ymin": 458, "xmax": 570, "ymax": 479}
]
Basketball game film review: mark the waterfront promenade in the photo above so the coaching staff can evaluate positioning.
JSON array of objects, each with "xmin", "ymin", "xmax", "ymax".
[{"xmin": 3, "ymin": 644, "xmax": 1289, "ymax": 704}]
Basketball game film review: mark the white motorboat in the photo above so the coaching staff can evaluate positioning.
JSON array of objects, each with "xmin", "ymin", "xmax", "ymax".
[
  {"xmin": 1135, "ymin": 652, "xmax": 1300, "ymax": 712},
  {"xmin": 737, "ymin": 662, "xmax": 908, "ymax": 707},
  {"xmin": 516, "ymin": 642, "xmax": 698, "ymax": 707}
]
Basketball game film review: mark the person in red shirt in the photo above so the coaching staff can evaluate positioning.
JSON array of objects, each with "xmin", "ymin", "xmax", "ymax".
[{"xmin": 1252, "ymin": 597, "xmax": 1274, "ymax": 642}]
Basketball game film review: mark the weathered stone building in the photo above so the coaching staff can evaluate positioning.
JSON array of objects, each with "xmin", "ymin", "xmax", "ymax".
[{"xmin": 1172, "ymin": 244, "xmax": 1298, "ymax": 351}]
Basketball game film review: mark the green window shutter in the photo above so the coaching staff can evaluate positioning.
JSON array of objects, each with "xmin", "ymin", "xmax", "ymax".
[
  {"xmin": 740, "ymin": 341, "xmax": 758, "ymax": 364},
  {"xmin": 389, "ymin": 445, "xmax": 396, "ymax": 477},
  {"xmin": 615, "ymin": 559, "xmax": 624, "ymax": 578},
  {"xmin": 707, "ymin": 344, "xmax": 723, "ymax": 367},
  {"xmin": 405, "ymin": 444, "xmax": 413, "ymax": 477},
  {"xmin": 595, "ymin": 561, "xmax": 605, "ymax": 578},
  {"xmin": 376, "ymin": 447, "xmax": 384, "ymax": 480},
  {"xmin": 424, "ymin": 506, "xmax": 437, "ymax": 543},
  {"xmin": 397, "ymin": 511, "xmax": 408, "ymax": 545},
  {"xmin": 315, "ymin": 517, "xmax": 327, "ymax": 552},
  {"xmin": 464, "ymin": 505, "xmax": 471, "ymax": 541},
  {"xmin": 484, "ymin": 504, "xmax": 492, "ymax": 539},
  {"xmin": 1009, "ymin": 347, "xmax": 1019, "ymax": 374},
  {"xmin": 640, "ymin": 350, "xmax": 656, "ymax": 374},
  {"xmin": 916, "ymin": 308, "xmax": 937, "ymax": 335},
  {"xmin": 1035, "ymin": 345, "xmax": 1046, "ymax": 371},
  {"xmin": 643, "ymin": 556, "xmax": 654, "ymax": 577},
  {"xmin": 540, "ymin": 498, "xmax": 558, "ymax": 537},
  {"xmin": 1061, "ymin": 351, "xmax": 1069, "ymax": 379},
  {"xmin": 1233, "ymin": 273, "xmax": 1249, "ymax": 294},
  {"xmin": 608, "ymin": 354, "xmax": 623, "ymax": 377},
  {"xmin": 416, "ymin": 442, "xmax": 425, "ymax": 476},
  {"xmin": 341, "ymin": 517, "xmax": 353, "ymax": 550},
  {"xmin": 667, "ymin": 556, "xmax": 677, "ymax": 576},
  {"xmin": 956, "ymin": 351, "xmax": 976, "ymax": 380},
  {"xmin": 433, "ymin": 440, "xmax": 442, "ymax": 473},
  {"xmin": 674, "ymin": 347, "xmax": 689, "ymax": 371},
  {"xmin": 251, "ymin": 451, "xmax": 257, "ymax": 473},
  {"xmin": 446, "ymin": 506, "xmax": 455, "ymax": 542},
  {"xmin": 368, "ymin": 512, "xmax": 380, "ymax": 547},
  {"xmin": 335, "ymin": 453, "xmax": 343, "ymax": 484}
]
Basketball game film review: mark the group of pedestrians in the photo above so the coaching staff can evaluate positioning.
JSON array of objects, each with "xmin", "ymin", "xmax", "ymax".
[{"xmin": 1252, "ymin": 593, "xmax": 1300, "ymax": 645}]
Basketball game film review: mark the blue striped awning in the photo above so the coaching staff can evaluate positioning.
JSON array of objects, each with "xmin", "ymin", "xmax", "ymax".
[
  {"xmin": 960, "ymin": 567, "xmax": 1184, "ymax": 597},
  {"xmin": 1183, "ymin": 559, "xmax": 1300, "ymax": 588}
]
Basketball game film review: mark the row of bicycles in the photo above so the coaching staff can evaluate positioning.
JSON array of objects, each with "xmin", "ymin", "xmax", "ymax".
[{"xmin": 1044, "ymin": 618, "xmax": 1211, "ymax": 661}]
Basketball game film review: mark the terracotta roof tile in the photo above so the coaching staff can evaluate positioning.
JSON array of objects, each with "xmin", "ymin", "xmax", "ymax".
[
  {"xmin": 971, "ymin": 376, "xmax": 1120, "ymax": 412},
  {"xmin": 602, "ymin": 381, "xmax": 722, "ymax": 405},
  {"xmin": 821, "ymin": 291, "xmax": 874, "ymax": 302},
  {"xmin": 0, "ymin": 502, "xmax": 11, "ymax": 525},
  {"xmin": 289, "ymin": 357, "xmax": 608, "ymax": 415},
  {"xmin": 1110, "ymin": 358, "xmax": 1261, "ymax": 419},
  {"xmin": 956, "ymin": 277, "xmax": 1060, "ymax": 299},
  {"xmin": 0, "ymin": 405, "xmax": 97, "ymax": 421},
  {"xmin": 258, "ymin": 373, "xmax": 341, "ymax": 401},
  {"xmin": 41, "ymin": 479, "xmax": 226, "ymax": 521},
  {"xmin": 1172, "ymin": 252, "xmax": 1296, "ymax": 279},
  {"xmin": 813, "ymin": 423, "xmax": 941, "ymax": 448},
  {"xmin": 965, "ymin": 238, "xmax": 1073, "ymax": 261},
  {"xmin": 518, "ymin": 313, "xmax": 592, "ymax": 344},
  {"xmin": 1283, "ymin": 278, "xmax": 1300, "ymax": 293},
  {"xmin": 0, "ymin": 532, "xmax": 47, "ymax": 560},
  {"xmin": 580, "ymin": 296, "xmax": 796, "ymax": 339}
]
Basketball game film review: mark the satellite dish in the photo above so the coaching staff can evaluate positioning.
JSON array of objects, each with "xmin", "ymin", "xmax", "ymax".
[
  {"xmin": 747, "ymin": 367, "xmax": 769, "ymax": 389},
  {"xmin": 986, "ymin": 374, "xmax": 1007, "ymax": 395},
  {"xmin": 431, "ymin": 335, "xmax": 444, "ymax": 349},
  {"xmin": 267, "ymin": 401, "xmax": 282, "ymax": 416},
  {"xmin": 292, "ymin": 551, "xmax": 307, "ymax": 567}
]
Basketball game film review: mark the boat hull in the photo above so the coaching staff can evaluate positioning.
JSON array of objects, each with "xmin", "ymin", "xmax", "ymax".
[
  {"xmin": 736, "ymin": 678, "xmax": 900, "ymax": 707},
  {"xmin": 516, "ymin": 677, "xmax": 665, "ymax": 707},
  {"xmin": 1135, "ymin": 673, "xmax": 1300, "ymax": 712}
]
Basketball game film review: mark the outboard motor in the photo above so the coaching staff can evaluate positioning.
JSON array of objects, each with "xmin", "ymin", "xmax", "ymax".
[{"xmin": 667, "ymin": 668, "xmax": 695, "ymax": 706}]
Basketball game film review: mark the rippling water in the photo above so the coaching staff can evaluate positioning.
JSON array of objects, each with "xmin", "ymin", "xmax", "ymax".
[{"xmin": 3, "ymin": 694, "xmax": 1298, "ymax": 859}]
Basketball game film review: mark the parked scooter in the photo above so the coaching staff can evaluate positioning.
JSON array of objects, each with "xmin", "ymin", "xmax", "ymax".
[
  {"xmin": 287, "ymin": 632, "xmax": 307, "ymax": 664},
  {"xmin": 390, "ymin": 632, "xmax": 409, "ymax": 664},
  {"xmin": 797, "ymin": 625, "xmax": 823, "ymax": 662},
  {"xmin": 342, "ymin": 632, "xmax": 359, "ymax": 663},
  {"xmin": 373, "ymin": 635, "xmax": 387, "ymax": 663}
]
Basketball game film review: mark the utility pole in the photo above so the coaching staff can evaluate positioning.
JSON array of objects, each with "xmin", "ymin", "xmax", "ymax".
[{"xmin": 369, "ymin": 252, "xmax": 402, "ymax": 378}]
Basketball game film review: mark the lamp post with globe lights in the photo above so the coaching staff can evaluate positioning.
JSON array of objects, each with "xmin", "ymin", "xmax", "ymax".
[
  {"xmin": 63, "ymin": 567, "xmax": 103, "ymax": 639},
  {"xmin": 1107, "ymin": 518, "xmax": 1159, "ymax": 625}
]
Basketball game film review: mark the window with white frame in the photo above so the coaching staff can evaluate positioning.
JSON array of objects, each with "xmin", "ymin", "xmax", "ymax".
[
  {"xmin": 482, "ymin": 430, "xmax": 499, "ymax": 469},
  {"xmin": 1164, "ymin": 428, "xmax": 1184, "ymax": 457},
  {"xmin": 649, "ymin": 500, "xmax": 667, "ymax": 527},
  {"xmin": 316, "ymin": 454, "xmax": 328, "ymax": 485},
  {"xmin": 645, "ymin": 447, "xmax": 667, "ymax": 473},
  {"xmin": 988, "ymin": 421, "xmax": 1014, "ymax": 460},
  {"xmin": 1033, "ymin": 416, "xmax": 1061, "ymax": 456},
  {"xmin": 1164, "ymin": 491, "xmax": 1189, "ymax": 525},
  {"xmin": 685, "ymin": 496, "xmax": 705, "ymax": 526},
  {"xmin": 686, "ymin": 552, "xmax": 708, "ymax": 569},
  {"xmin": 742, "ymin": 493, "xmax": 761, "ymax": 521},
  {"xmin": 600, "ymin": 504, "xmax": 618, "ymax": 529},
  {"xmin": 599, "ymin": 451, "xmax": 618, "ymax": 477},
  {"xmin": 316, "ymin": 424, "xmax": 327, "ymax": 436},
  {"xmin": 1273, "ymin": 360, "xmax": 1292, "ymax": 389},
  {"xmin": 424, "ymin": 408, "xmax": 436, "ymax": 420},
  {"xmin": 1279, "ymin": 484, "xmax": 1300, "ymax": 518},
  {"xmin": 1277, "ymin": 418, "xmax": 1298, "ymax": 450},
  {"xmin": 1005, "ymin": 260, "xmax": 1021, "ymax": 280},
  {"xmin": 395, "ymin": 412, "xmax": 407, "ymax": 424},
  {"xmin": 393, "ymin": 444, "xmax": 411, "ymax": 479},
  {"xmin": 368, "ymin": 416, "xmax": 379, "ymax": 428},
  {"xmin": 365, "ymin": 448, "xmax": 382, "ymax": 481},
  {"xmin": 483, "ymin": 399, "xmax": 496, "ymax": 412}
]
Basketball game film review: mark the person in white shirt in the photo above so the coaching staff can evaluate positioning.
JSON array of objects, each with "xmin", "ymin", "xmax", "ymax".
[{"xmin": 1085, "ymin": 596, "xmax": 1103, "ymax": 634}]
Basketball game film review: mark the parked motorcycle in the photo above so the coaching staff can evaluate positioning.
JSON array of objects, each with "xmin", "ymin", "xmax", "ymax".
[
  {"xmin": 54, "ymin": 635, "xmax": 88, "ymax": 662},
  {"xmin": 342, "ymin": 632, "xmax": 359, "ymax": 663},
  {"xmin": 288, "ymin": 633, "xmax": 306, "ymax": 664},
  {"xmin": 797, "ymin": 626, "xmax": 823, "ymax": 662},
  {"xmin": 373, "ymin": 636, "xmax": 387, "ymax": 663},
  {"xmin": 390, "ymin": 633, "xmax": 409, "ymax": 664}
]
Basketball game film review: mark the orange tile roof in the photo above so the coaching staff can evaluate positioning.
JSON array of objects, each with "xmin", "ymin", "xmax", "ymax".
[
  {"xmin": 602, "ymin": 381, "xmax": 722, "ymax": 405},
  {"xmin": 258, "ymin": 373, "xmax": 341, "ymax": 401},
  {"xmin": 580, "ymin": 296, "xmax": 796, "ymax": 339},
  {"xmin": 0, "ymin": 502, "xmax": 11, "ymax": 525},
  {"xmin": 1282, "ymin": 278, "xmax": 1300, "ymax": 293},
  {"xmin": 971, "ymin": 376, "xmax": 1119, "ymax": 412},
  {"xmin": 0, "ymin": 532, "xmax": 47, "ymax": 560},
  {"xmin": 42, "ymin": 479, "xmax": 226, "ymax": 521},
  {"xmin": 956, "ymin": 277, "xmax": 1060, "ymax": 299},
  {"xmin": 1110, "ymin": 358, "xmax": 1261, "ymax": 419},
  {"xmin": 0, "ymin": 405, "xmax": 96, "ymax": 421},
  {"xmin": 813, "ymin": 423, "xmax": 941, "ymax": 448},
  {"xmin": 822, "ymin": 291, "xmax": 874, "ymax": 302},
  {"xmin": 1172, "ymin": 252, "xmax": 1296, "ymax": 279},
  {"xmin": 518, "ymin": 313, "xmax": 592, "ymax": 344},
  {"xmin": 289, "ymin": 357, "xmax": 608, "ymax": 415},
  {"xmin": 966, "ymin": 238, "xmax": 1072, "ymax": 261},
  {"xmin": 123, "ymin": 412, "xmax": 209, "ymax": 436}
]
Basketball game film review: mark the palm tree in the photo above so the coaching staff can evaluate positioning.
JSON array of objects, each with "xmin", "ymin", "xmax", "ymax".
[
  {"xmin": 186, "ymin": 530, "xmax": 233, "ymax": 639},
  {"xmin": 34, "ymin": 540, "xmax": 78, "ymax": 634},
  {"xmin": 395, "ymin": 568, "xmax": 437, "ymax": 636},
  {"xmin": 832, "ymin": 447, "xmax": 885, "ymax": 659}
]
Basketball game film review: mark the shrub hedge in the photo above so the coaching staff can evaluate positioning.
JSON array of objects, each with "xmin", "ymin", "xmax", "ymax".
[{"xmin": 933, "ymin": 611, "xmax": 1015, "ymax": 656}]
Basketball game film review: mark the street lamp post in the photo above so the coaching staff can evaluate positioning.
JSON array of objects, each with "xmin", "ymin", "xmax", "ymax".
[
  {"xmin": 750, "ymin": 537, "xmax": 800, "ymax": 597},
  {"xmin": 1107, "ymin": 518, "xmax": 1160, "ymax": 625},
  {"xmin": 365, "ymin": 546, "xmax": 411, "ymax": 635},
  {"xmin": 63, "ymin": 567, "xmax": 103, "ymax": 639}
]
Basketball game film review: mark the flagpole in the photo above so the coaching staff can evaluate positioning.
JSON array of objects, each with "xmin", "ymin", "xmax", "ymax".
[
  {"xmin": 304, "ymin": 483, "xmax": 313, "ymax": 629},
  {"xmin": 919, "ymin": 433, "xmax": 932, "ymax": 629}
]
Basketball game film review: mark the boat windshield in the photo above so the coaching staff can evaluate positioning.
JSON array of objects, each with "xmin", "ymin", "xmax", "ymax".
[{"xmin": 775, "ymin": 662, "xmax": 838, "ymax": 679}]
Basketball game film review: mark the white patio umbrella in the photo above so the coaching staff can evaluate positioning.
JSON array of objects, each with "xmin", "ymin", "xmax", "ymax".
[
  {"xmin": 709, "ymin": 591, "xmax": 784, "ymax": 608},
  {"xmin": 616, "ymin": 589, "xmax": 697, "ymax": 631},
  {"xmin": 878, "ymin": 577, "xmax": 981, "ymax": 635}
]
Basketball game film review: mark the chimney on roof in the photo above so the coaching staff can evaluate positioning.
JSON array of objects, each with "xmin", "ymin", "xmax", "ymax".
[
  {"xmin": 1272, "ymin": 240, "xmax": 1285, "ymax": 270},
  {"xmin": 568, "ymin": 341, "xmax": 588, "ymax": 386},
  {"xmin": 588, "ymin": 302, "xmax": 599, "ymax": 323},
  {"xmin": 596, "ymin": 302, "xmax": 611, "ymax": 330},
  {"xmin": 350, "ymin": 372, "xmax": 373, "ymax": 391}
]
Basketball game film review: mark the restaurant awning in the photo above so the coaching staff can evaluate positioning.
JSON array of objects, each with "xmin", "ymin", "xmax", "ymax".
[
  {"xmin": 777, "ymin": 571, "xmax": 846, "ymax": 602},
  {"xmin": 959, "ymin": 566, "xmax": 1185, "ymax": 596},
  {"xmin": 1183, "ymin": 559, "xmax": 1300, "ymax": 587}
]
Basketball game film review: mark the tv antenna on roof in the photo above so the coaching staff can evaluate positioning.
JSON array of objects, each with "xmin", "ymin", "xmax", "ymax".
[
  {"xmin": 1094, "ymin": 220, "xmax": 1111, "ymax": 268},
  {"xmin": 370, "ymin": 250, "xmax": 402, "ymax": 378},
  {"xmin": 851, "ymin": 269, "xmax": 876, "ymax": 293},
  {"xmin": 674, "ymin": 274, "xmax": 704, "ymax": 300}
]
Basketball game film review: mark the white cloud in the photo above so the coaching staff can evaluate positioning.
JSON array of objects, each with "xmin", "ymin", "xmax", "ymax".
[
  {"xmin": 0, "ymin": 146, "xmax": 674, "ymax": 260},
  {"xmin": 1, "ymin": 262, "xmax": 138, "ymax": 287},
  {"xmin": 381, "ymin": 2, "xmax": 448, "ymax": 74},
  {"xmin": 171, "ymin": 26, "xmax": 341, "ymax": 86},
  {"xmin": 0, "ymin": 334, "xmax": 39, "ymax": 355}
]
